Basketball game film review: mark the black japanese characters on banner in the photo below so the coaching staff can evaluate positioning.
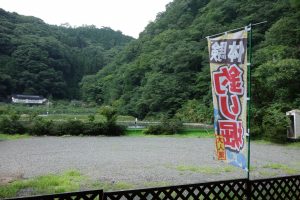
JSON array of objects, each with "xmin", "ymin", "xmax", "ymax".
[{"xmin": 208, "ymin": 30, "xmax": 248, "ymax": 171}]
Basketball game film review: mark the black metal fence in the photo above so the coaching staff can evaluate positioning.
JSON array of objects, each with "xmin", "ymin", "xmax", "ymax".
[
  {"xmin": 5, "ymin": 190, "xmax": 103, "ymax": 200},
  {"xmin": 5, "ymin": 175, "xmax": 300, "ymax": 200},
  {"xmin": 104, "ymin": 178, "xmax": 246, "ymax": 200},
  {"xmin": 250, "ymin": 175, "xmax": 300, "ymax": 200}
]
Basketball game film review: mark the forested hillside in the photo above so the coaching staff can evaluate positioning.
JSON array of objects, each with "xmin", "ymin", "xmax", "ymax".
[
  {"xmin": 80, "ymin": 0, "xmax": 300, "ymax": 140},
  {"xmin": 1, "ymin": 0, "xmax": 300, "ymax": 140},
  {"xmin": 0, "ymin": 8, "xmax": 133, "ymax": 100}
]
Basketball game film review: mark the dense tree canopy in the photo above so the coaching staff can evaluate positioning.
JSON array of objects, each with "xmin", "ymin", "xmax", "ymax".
[
  {"xmin": 0, "ymin": 9, "xmax": 133, "ymax": 100},
  {"xmin": 81, "ymin": 0, "xmax": 299, "ymax": 120}
]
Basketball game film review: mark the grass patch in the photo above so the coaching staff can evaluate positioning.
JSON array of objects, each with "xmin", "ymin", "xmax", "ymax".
[
  {"xmin": 262, "ymin": 163, "xmax": 299, "ymax": 175},
  {"xmin": 253, "ymin": 140, "xmax": 300, "ymax": 148},
  {"xmin": 0, "ymin": 170, "xmax": 85, "ymax": 198},
  {"xmin": 0, "ymin": 133, "xmax": 30, "ymax": 140},
  {"xmin": 249, "ymin": 165, "xmax": 257, "ymax": 171},
  {"xmin": 125, "ymin": 129, "xmax": 145, "ymax": 137},
  {"xmin": 91, "ymin": 181, "xmax": 134, "ymax": 192},
  {"xmin": 259, "ymin": 171, "xmax": 279, "ymax": 177},
  {"xmin": 174, "ymin": 165, "xmax": 235, "ymax": 174},
  {"xmin": 286, "ymin": 141, "xmax": 300, "ymax": 148},
  {"xmin": 0, "ymin": 169, "xmax": 138, "ymax": 199}
]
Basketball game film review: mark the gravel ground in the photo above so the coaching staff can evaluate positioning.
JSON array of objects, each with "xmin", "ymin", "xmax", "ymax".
[{"xmin": 0, "ymin": 136, "xmax": 299, "ymax": 186}]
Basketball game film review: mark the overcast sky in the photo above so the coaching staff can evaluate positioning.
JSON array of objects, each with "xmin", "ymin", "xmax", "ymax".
[{"xmin": 0, "ymin": 0, "xmax": 173, "ymax": 38}]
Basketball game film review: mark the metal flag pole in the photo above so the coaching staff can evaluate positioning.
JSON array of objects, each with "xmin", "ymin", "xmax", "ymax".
[
  {"xmin": 247, "ymin": 21, "xmax": 268, "ymax": 180},
  {"xmin": 247, "ymin": 23, "xmax": 252, "ymax": 180}
]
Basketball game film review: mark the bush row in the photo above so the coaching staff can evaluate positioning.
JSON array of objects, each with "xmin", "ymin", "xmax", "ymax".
[
  {"xmin": 0, "ymin": 115, "xmax": 125, "ymax": 136},
  {"xmin": 144, "ymin": 118, "xmax": 183, "ymax": 135}
]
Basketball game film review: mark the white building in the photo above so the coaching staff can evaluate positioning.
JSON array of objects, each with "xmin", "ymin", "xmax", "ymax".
[
  {"xmin": 11, "ymin": 95, "xmax": 47, "ymax": 105},
  {"xmin": 286, "ymin": 109, "xmax": 300, "ymax": 139}
]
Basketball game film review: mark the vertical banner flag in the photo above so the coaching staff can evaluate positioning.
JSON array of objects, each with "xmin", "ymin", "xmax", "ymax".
[{"xmin": 207, "ymin": 29, "xmax": 248, "ymax": 171}]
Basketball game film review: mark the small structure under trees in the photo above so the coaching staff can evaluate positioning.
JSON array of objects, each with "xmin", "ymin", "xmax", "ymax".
[
  {"xmin": 286, "ymin": 109, "xmax": 300, "ymax": 139},
  {"xmin": 11, "ymin": 94, "xmax": 47, "ymax": 105}
]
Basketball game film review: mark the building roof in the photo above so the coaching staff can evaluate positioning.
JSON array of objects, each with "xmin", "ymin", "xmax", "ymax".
[
  {"xmin": 286, "ymin": 109, "xmax": 300, "ymax": 115},
  {"xmin": 12, "ymin": 94, "xmax": 45, "ymax": 100}
]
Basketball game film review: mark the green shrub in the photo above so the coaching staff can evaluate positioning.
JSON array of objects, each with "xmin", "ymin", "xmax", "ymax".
[
  {"xmin": 144, "ymin": 118, "xmax": 183, "ymax": 135},
  {"xmin": 105, "ymin": 122, "xmax": 126, "ymax": 136},
  {"xmin": 28, "ymin": 118, "xmax": 53, "ymax": 136},
  {"xmin": 88, "ymin": 114, "xmax": 95, "ymax": 122},
  {"xmin": 0, "ymin": 114, "xmax": 26, "ymax": 134},
  {"xmin": 49, "ymin": 120, "xmax": 124, "ymax": 136},
  {"xmin": 144, "ymin": 125, "xmax": 164, "ymax": 135},
  {"xmin": 97, "ymin": 105, "xmax": 125, "ymax": 136},
  {"xmin": 0, "ymin": 106, "xmax": 9, "ymax": 115},
  {"xmin": 0, "ymin": 112, "xmax": 125, "ymax": 136},
  {"xmin": 28, "ymin": 112, "xmax": 39, "ymax": 122},
  {"xmin": 60, "ymin": 120, "xmax": 85, "ymax": 136},
  {"xmin": 99, "ymin": 106, "xmax": 117, "ymax": 123},
  {"xmin": 261, "ymin": 104, "xmax": 290, "ymax": 142},
  {"xmin": 83, "ymin": 122, "xmax": 106, "ymax": 136}
]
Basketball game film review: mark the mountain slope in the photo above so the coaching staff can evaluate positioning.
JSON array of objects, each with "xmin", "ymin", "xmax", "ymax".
[
  {"xmin": 0, "ymin": 9, "xmax": 133, "ymax": 99},
  {"xmin": 81, "ymin": 0, "xmax": 300, "ymax": 125}
]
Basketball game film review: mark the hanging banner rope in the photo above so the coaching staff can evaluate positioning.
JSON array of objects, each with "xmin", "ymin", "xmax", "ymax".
[{"xmin": 207, "ymin": 29, "xmax": 248, "ymax": 171}]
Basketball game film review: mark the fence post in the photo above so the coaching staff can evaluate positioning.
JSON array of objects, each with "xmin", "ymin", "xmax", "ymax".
[
  {"xmin": 100, "ymin": 190, "xmax": 104, "ymax": 200},
  {"xmin": 246, "ymin": 179, "xmax": 251, "ymax": 200}
]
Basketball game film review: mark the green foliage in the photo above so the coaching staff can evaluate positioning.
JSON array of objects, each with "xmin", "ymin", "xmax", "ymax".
[
  {"xmin": 82, "ymin": 122, "xmax": 105, "ymax": 136},
  {"xmin": 28, "ymin": 117, "xmax": 53, "ymax": 136},
  {"xmin": 144, "ymin": 118, "xmax": 183, "ymax": 135},
  {"xmin": 0, "ymin": 101, "xmax": 99, "ymax": 116},
  {"xmin": 99, "ymin": 105, "xmax": 117, "ymax": 123},
  {"xmin": 0, "ymin": 113, "xmax": 25, "ymax": 134},
  {"xmin": 144, "ymin": 125, "xmax": 164, "ymax": 135},
  {"xmin": 126, "ymin": 128, "xmax": 214, "ymax": 138},
  {"xmin": 1, "ymin": 0, "xmax": 300, "ymax": 141},
  {"xmin": 0, "ymin": 9, "xmax": 133, "ymax": 99},
  {"xmin": 79, "ymin": 0, "xmax": 300, "ymax": 139},
  {"xmin": 175, "ymin": 100, "xmax": 213, "ymax": 123},
  {"xmin": 265, "ymin": 15, "xmax": 300, "ymax": 47},
  {"xmin": 290, "ymin": 0, "xmax": 300, "ymax": 8},
  {"xmin": 253, "ymin": 59, "xmax": 300, "ymax": 104},
  {"xmin": 261, "ymin": 104, "xmax": 290, "ymax": 142},
  {"xmin": 105, "ymin": 122, "xmax": 126, "ymax": 136},
  {"xmin": 59, "ymin": 120, "xmax": 85, "ymax": 136},
  {"xmin": 0, "ymin": 105, "xmax": 9, "ymax": 115},
  {"xmin": 0, "ymin": 112, "xmax": 125, "ymax": 136},
  {"xmin": 52, "ymin": 120, "xmax": 125, "ymax": 136},
  {"xmin": 88, "ymin": 114, "xmax": 95, "ymax": 122},
  {"xmin": 80, "ymin": 75, "xmax": 103, "ymax": 104},
  {"xmin": 252, "ymin": 21, "xmax": 300, "ymax": 141},
  {"xmin": 97, "ymin": 105, "xmax": 126, "ymax": 136}
]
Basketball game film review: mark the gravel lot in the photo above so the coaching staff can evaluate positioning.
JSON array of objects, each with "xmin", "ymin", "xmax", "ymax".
[{"xmin": 0, "ymin": 136, "xmax": 299, "ymax": 186}]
